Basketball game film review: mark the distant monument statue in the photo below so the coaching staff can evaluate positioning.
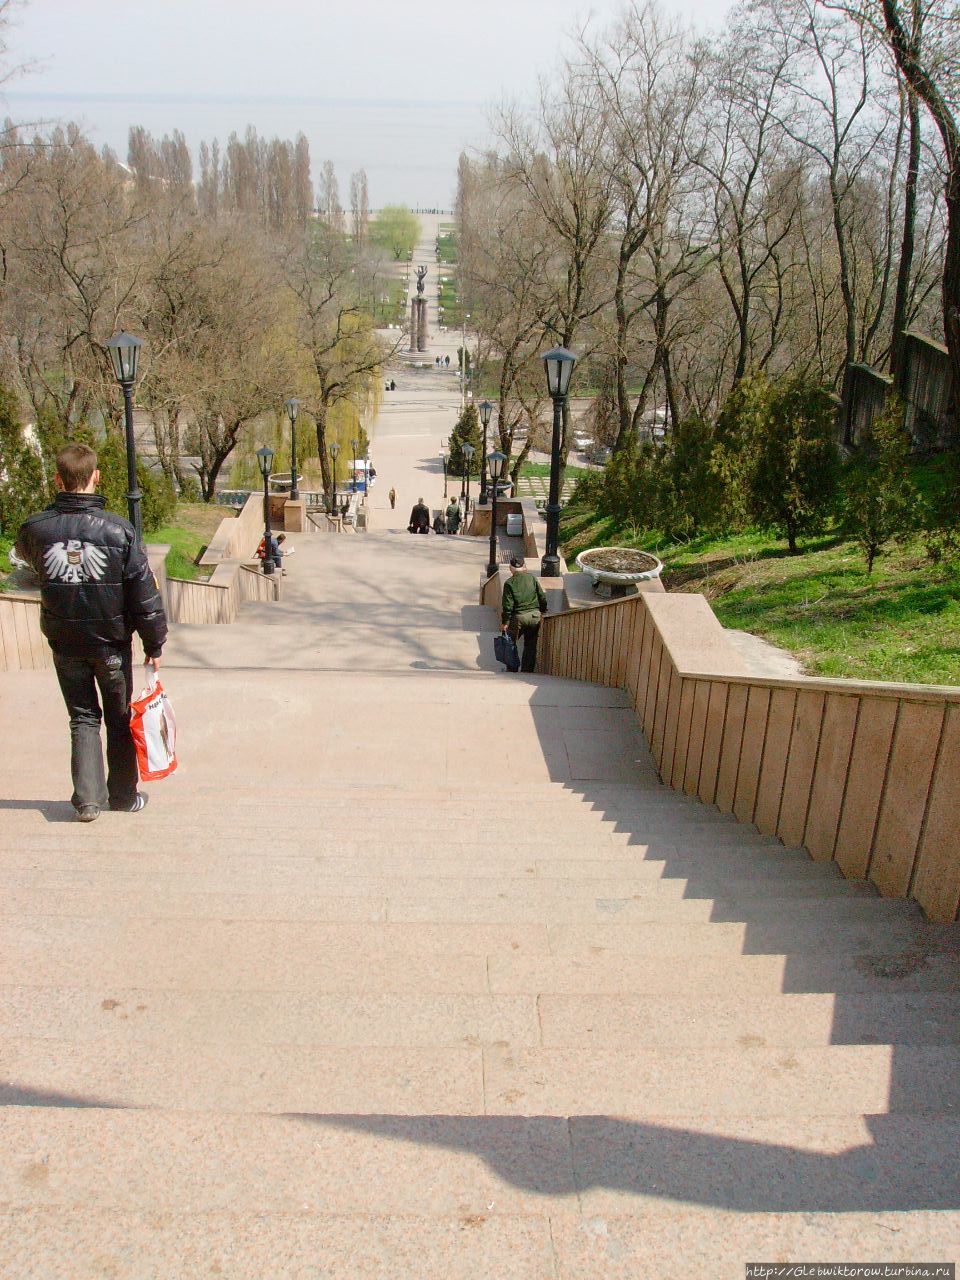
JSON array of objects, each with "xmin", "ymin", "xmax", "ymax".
[{"xmin": 410, "ymin": 267, "xmax": 430, "ymax": 353}]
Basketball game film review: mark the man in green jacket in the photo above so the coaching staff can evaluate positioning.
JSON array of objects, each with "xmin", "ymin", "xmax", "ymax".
[{"xmin": 501, "ymin": 555, "xmax": 548, "ymax": 673}]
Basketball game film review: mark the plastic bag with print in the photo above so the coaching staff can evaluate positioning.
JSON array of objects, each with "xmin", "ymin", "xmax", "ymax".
[{"xmin": 129, "ymin": 670, "xmax": 178, "ymax": 782}]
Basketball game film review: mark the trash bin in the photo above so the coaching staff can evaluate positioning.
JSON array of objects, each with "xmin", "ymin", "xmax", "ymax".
[{"xmin": 506, "ymin": 512, "xmax": 524, "ymax": 537}]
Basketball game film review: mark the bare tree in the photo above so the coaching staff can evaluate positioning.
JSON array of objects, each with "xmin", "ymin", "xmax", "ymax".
[{"xmin": 282, "ymin": 223, "xmax": 397, "ymax": 504}]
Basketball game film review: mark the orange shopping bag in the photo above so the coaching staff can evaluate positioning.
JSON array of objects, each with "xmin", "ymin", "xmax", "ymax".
[{"xmin": 129, "ymin": 670, "xmax": 178, "ymax": 782}]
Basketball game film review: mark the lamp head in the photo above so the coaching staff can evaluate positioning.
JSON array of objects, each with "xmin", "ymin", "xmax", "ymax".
[
  {"xmin": 284, "ymin": 397, "xmax": 300, "ymax": 424},
  {"xmin": 462, "ymin": 442, "xmax": 476, "ymax": 461},
  {"xmin": 479, "ymin": 400, "xmax": 493, "ymax": 427},
  {"xmin": 541, "ymin": 346, "xmax": 576, "ymax": 399},
  {"xmin": 487, "ymin": 450, "xmax": 508, "ymax": 481},
  {"xmin": 329, "ymin": 442, "xmax": 341, "ymax": 459},
  {"xmin": 105, "ymin": 332, "xmax": 143, "ymax": 386},
  {"xmin": 255, "ymin": 446, "xmax": 274, "ymax": 479}
]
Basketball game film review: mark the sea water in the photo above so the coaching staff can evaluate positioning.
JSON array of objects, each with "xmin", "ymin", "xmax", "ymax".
[{"xmin": 3, "ymin": 91, "xmax": 494, "ymax": 209}]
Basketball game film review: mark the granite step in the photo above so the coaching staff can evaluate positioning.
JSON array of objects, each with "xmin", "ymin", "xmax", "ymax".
[
  {"xmin": 0, "ymin": 1038, "xmax": 956, "ymax": 1116},
  {"xmin": 0, "ymin": 987, "xmax": 953, "ymax": 1049},
  {"xmin": 2, "ymin": 1109, "xmax": 957, "ymax": 1215}
]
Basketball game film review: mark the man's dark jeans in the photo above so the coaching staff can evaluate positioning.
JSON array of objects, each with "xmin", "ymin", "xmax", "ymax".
[
  {"xmin": 52, "ymin": 649, "xmax": 138, "ymax": 811},
  {"xmin": 508, "ymin": 618, "xmax": 542, "ymax": 673}
]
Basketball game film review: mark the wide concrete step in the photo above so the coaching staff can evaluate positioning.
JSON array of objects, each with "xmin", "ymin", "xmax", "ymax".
[
  {"xmin": 0, "ymin": 885, "xmax": 921, "ymax": 926},
  {"xmin": 0, "ymin": 816, "xmax": 790, "ymax": 846},
  {"xmin": 487, "ymin": 950, "xmax": 960, "ymax": 995},
  {"xmin": 0, "ymin": 1037, "xmax": 956, "ymax": 1115},
  {"xmin": 3, "ymin": 1206, "xmax": 957, "ymax": 1280},
  {"xmin": 4, "ymin": 929, "xmax": 955, "ymax": 996},
  {"xmin": 2, "ymin": 910, "xmax": 948, "ymax": 963},
  {"xmin": 1, "ymin": 987, "xmax": 954, "ymax": 1049},
  {"xmin": 2, "ymin": 1110, "xmax": 958, "ymax": 1215},
  {"xmin": 0, "ymin": 865, "xmax": 882, "ymax": 901},
  {"xmin": 0, "ymin": 845, "xmax": 856, "ymax": 880}
]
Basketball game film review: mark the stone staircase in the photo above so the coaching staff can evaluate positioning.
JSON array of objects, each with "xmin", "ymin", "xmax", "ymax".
[{"xmin": 1, "ymin": 527, "xmax": 958, "ymax": 1277}]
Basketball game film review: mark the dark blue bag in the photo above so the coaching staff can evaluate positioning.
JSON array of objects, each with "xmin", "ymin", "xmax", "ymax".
[{"xmin": 494, "ymin": 632, "xmax": 520, "ymax": 672}]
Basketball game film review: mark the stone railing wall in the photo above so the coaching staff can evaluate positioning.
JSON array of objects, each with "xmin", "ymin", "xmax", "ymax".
[
  {"xmin": 165, "ymin": 562, "xmax": 280, "ymax": 625},
  {"xmin": 200, "ymin": 493, "xmax": 264, "ymax": 566},
  {"xmin": 899, "ymin": 331, "xmax": 954, "ymax": 449},
  {"xmin": 841, "ymin": 363, "xmax": 892, "ymax": 447},
  {"xmin": 537, "ymin": 590, "xmax": 960, "ymax": 922}
]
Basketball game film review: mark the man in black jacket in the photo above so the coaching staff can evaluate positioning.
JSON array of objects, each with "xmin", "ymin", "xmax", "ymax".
[{"xmin": 16, "ymin": 443, "xmax": 168, "ymax": 822}]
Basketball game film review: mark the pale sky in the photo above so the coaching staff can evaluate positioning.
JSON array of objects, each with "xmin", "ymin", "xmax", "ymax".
[
  {"xmin": 8, "ymin": 0, "xmax": 732, "ymax": 104},
  {"xmin": 3, "ymin": 0, "xmax": 735, "ymax": 205}
]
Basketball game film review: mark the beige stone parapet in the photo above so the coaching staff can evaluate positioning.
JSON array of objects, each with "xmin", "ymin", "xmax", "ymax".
[
  {"xmin": 283, "ymin": 499, "xmax": 306, "ymax": 533},
  {"xmin": 200, "ymin": 494, "xmax": 264, "ymax": 565},
  {"xmin": 538, "ymin": 590, "xmax": 960, "ymax": 922}
]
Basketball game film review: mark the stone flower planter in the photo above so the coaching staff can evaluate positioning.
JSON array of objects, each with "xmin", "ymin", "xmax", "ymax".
[{"xmin": 575, "ymin": 546, "xmax": 664, "ymax": 598}]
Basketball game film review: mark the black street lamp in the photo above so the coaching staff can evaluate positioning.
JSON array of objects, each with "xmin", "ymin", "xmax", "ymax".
[
  {"xmin": 256, "ymin": 446, "xmax": 275, "ymax": 575},
  {"xmin": 479, "ymin": 399, "xmax": 493, "ymax": 504},
  {"xmin": 486, "ymin": 450, "xmax": 508, "ymax": 578},
  {"xmin": 462, "ymin": 441, "xmax": 475, "ymax": 529},
  {"xmin": 105, "ymin": 331, "xmax": 144, "ymax": 542},
  {"xmin": 541, "ymin": 346, "xmax": 577, "ymax": 577},
  {"xmin": 284, "ymin": 398, "xmax": 300, "ymax": 500},
  {"xmin": 329, "ymin": 440, "xmax": 340, "ymax": 514},
  {"xmin": 351, "ymin": 437, "xmax": 359, "ymax": 493},
  {"xmin": 440, "ymin": 449, "xmax": 448, "ymax": 499}
]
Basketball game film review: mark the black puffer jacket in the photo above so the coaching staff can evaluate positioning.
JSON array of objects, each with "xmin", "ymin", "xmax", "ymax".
[{"xmin": 15, "ymin": 492, "xmax": 168, "ymax": 658}]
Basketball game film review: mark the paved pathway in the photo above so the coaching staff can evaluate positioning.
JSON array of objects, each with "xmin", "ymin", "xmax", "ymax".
[{"xmin": 1, "ymin": 215, "xmax": 958, "ymax": 1277}]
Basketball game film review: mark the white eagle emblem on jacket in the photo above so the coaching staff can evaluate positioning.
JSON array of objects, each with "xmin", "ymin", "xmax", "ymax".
[{"xmin": 43, "ymin": 540, "xmax": 108, "ymax": 584}]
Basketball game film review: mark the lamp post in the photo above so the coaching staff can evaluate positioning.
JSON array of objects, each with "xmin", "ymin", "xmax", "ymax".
[
  {"xmin": 105, "ymin": 332, "xmax": 144, "ymax": 542},
  {"xmin": 440, "ymin": 449, "xmax": 448, "ymax": 499},
  {"xmin": 256, "ymin": 446, "xmax": 275, "ymax": 575},
  {"xmin": 329, "ymin": 440, "xmax": 341, "ymax": 514},
  {"xmin": 486, "ymin": 450, "xmax": 508, "ymax": 578},
  {"xmin": 478, "ymin": 399, "xmax": 493, "ymax": 505},
  {"xmin": 462, "ymin": 441, "xmax": 475, "ymax": 529},
  {"xmin": 351, "ymin": 437, "xmax": 359, "ymax": 494},
  {"xmin": 284, "ymin": 398, "xmax": 300, "ymax": 500},
  {"xmin": 540, "ymin": 346, "xmax": 577, "ymax": 578}
]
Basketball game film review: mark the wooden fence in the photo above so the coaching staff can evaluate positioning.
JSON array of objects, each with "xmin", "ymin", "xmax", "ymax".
[{"xmin": 538, "ymin": 590, "xmax": 960, "ymax": 922}]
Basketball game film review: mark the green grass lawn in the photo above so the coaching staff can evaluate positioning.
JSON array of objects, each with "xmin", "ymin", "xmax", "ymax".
[
  {"xmin": 521, "ymin": 462, "xmax": 588, "ymax": 480},
  {"xmin": 560, "ymin": 507, "xmax": 960, "ymax": 686},
  {"xmin": 0, "ymin": 533, "xmax": 15, "ymax": 591},
  {"xmin": 438, "ymin": 273, "xmax": 461, "ymax": 325},
  {"xmin": 151, "ymin": 503, "xmax": 233, "ymax": 581},
  {"xmin": 437, "ymin": 231, "xmax": 458, "ymax": 264},
  {"xmin": 373, "ymin": 278, "xmax": 406, "ymax": 326}
]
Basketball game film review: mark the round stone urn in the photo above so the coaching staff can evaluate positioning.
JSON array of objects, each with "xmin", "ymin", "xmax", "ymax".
[{"xmin": 575, "ymin": 546, "xmax": 664, "ymax": 598}]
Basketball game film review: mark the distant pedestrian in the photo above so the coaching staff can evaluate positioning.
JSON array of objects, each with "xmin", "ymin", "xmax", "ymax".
[
  {"xmin": 445, "ymin": 499, "xmax": 461, "ymax": 535},
  {"xmin": 444, "ymin": 355, "xmax": 450, "ymax": 367},
  {"xmin": 266, "ymin": 532, "xmax": 285, "ymax": 573},
  {"xmin": 389, "ymin": 487, "xmax": 396, "ymax": 510},
  {"xmin": 432, "ymin": 509, "xmax": 445, "ymax": 534},
  {"xmin": 408, "ymin": 498, "xmax": 430, "ymax": 534},
  {"xmin": 15, "ymin": 443, "xmax": 167, "ymax": 820},
  {"xmin": 501, "ymin": 555, "xmax": 548, "ymax": 674}
]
